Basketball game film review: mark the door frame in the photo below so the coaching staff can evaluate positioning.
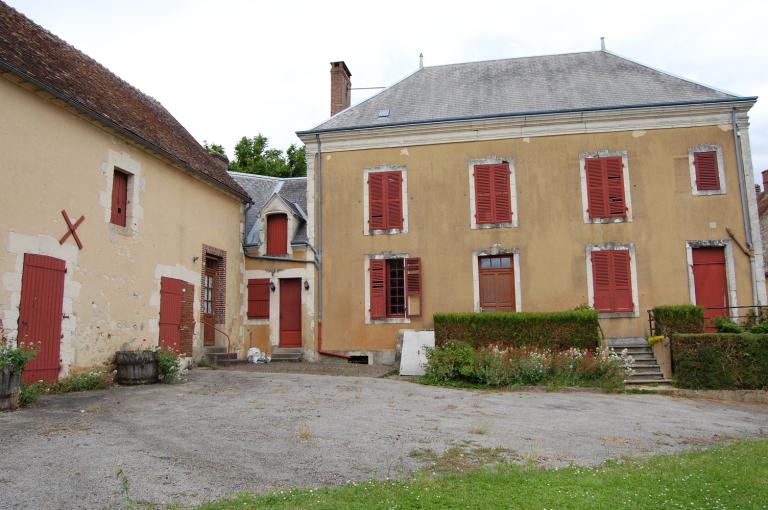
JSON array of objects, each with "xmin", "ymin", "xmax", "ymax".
[
  {"xmin": 686, "ymin": 240, "xmax": 737, "ymax": 317},
  {"xmin": 278, "ymin": 278, "xmax": 302, "ymax": 348},
  {"xmin": 472, "ymin": 249, "xmax": 522, "ymax": 312},
  {"xmin": 202, "ymin": 264, "xmax": 217, "ymax": 346}
]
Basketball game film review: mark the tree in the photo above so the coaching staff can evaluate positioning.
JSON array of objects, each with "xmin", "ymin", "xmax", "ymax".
[
  {"xmin": 203, "ymin": 141, "xmax": 226, "ymax": 156},
  {"xmin": 229, "ymin": 134, "xmax": 306, "ymax": 178}
]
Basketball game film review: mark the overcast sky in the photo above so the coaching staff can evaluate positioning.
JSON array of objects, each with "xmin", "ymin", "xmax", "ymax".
[{"xmin": 8, "ymin": 0, "xmax": 768, "ymax": 181}]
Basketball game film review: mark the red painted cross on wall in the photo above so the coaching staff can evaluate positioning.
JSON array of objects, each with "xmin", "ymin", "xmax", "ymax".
[{"xmin": 59, "ymin": 209, "xmax": 85, "ymax": 250}]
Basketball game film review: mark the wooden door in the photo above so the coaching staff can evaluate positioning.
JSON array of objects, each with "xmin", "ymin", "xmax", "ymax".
[
  {"xmin": 202, "ymin": 267, "xmax": 216, "ymax": 346},
  {"xmin": 18, "ymin": 254, "xmax": 66, "ymax": 383},
  {"xmin": 266, "ymin": 214, "xmax": 288, "ymax": 256},
  {"xmin": 692, "ymin": 247, "xmax": 729, "ymax": 331},
  {"xmin": 478, "ymin": 255, "xmax": 515, "ymax": 312},
  {"xmin": 159, "ymin": 277, "xmax": 183, "ymax": 352},
  {"xmin": 279, "ymin": 278, "xmax": 302, "ymax": 347}
]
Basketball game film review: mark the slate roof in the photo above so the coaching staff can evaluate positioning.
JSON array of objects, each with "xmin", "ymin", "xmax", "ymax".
[
  {"xmin": 301, "ymin": 51, "xmax": 750, "ymax": 134},
  {"xmin": 0, "ymin": 1, "xmax": 248, "ymax": 200},
  {"xmin": 229, "ymin": 172, "xmax": 308, "ymax": 247}
]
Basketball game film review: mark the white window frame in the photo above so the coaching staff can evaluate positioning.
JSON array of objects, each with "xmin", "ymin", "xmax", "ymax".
[
  {"xmin": 585, "ymin": 243, "xmax": 640, "ymax": 318},
  {"xmin": 468, "ymin": 157, "xmax": 519, "ymax": 229},
  {"xmin": 471, "ymin": 247, "xmax": 522, "ymax": 312},
  {"xmin": 364, "ymin": 253, "xmax": 411, "ymax": 325},
  {"xmin": 362, "ymin": 165, "xmax": 408, "ymax": 236},
  {"xmin": 685, "ymin": 240, "xmax": 737, "ymax": 318},
  {"xmin": 688, "ymin": 144, "xmax": 726, "ymax": 196},
  {"xmin": 579, "ymin": 150, "xmax": 633, "ymax": 224}
]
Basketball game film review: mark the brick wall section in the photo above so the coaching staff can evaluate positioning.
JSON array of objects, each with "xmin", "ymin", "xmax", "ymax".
[
  {"xmin": 201, "ymin": 244, "xmax": 227, "ymax": 323},
  {"xmin": 180, "ymin": 281, "xmax": 195, "ymax": 355},
  {"xmin": 330, "ymin": 61, "xmax": 351, "ymax": 116}
]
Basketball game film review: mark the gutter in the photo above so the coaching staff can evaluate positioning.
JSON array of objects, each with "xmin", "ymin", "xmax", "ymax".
[
  {"xmin": 0, "ymin": 60, "xmax": 251, "ymax": 203},
  {"xmin": 297, "ymin": 97, "xmax": 757, "ymax": 137}
]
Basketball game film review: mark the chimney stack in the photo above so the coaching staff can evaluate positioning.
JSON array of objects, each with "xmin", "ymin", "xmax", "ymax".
[
  {"xmin": 762, "ymin": 169, "xmax": 768, "ymax": 194},
  {"xmin": 330, "ymin": 61, "xmax": 352, "ymax": 116}
]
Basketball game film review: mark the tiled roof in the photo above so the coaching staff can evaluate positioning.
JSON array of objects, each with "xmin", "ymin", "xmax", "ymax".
[
  {"xmin": 302, "ymin": 51, "xmax": 747, "ymax": 134},
  {"xmin": 0, "ymin": 1, "xmax": 248, "ymax": 200},
  {"xmin": 229, "ymin": 172, "xmax": 308, "ymax": 247}
]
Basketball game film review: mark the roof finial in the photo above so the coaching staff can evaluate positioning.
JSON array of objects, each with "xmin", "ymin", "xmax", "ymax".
[
  {"xmin": 600, "ymin": 37, "xmax": 606, "ymax": 51},
  {"xmin": 419, "ymin": 52, "xmax": 424, "ymax": 69}
]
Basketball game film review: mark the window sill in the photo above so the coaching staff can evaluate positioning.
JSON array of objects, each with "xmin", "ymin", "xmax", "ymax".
[
  {"xmin": 472, "ymin": 221, "xmax": 516, "ymax": 230},
  {"xmin": 108, "ymin": 223, "xmax": 135, "ymax": 237},
  {"xmin": 245, "ymin": 318, "xmax": 269, "ymax": 325},
  {"xmin": 585, "ymin": 217, "xmax": 630, "ymax": 224},
  {"xmin": 692, "ymin": 189, "xmax": 726, "ymax": 196},
  {"xmin": 368, "ymin": 317, "xmax": 411, "ymax": 325},
  {"xmin": 597, "ymin": 311, "xmax": 638, "ymax": 319},
  {"xmin": 367, "ymin": 228, "xmax": 406, "ymax": 236}
]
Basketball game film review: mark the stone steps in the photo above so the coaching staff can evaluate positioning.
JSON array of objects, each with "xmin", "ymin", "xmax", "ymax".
[
  {"xmin": 271, "ymin": 348, "xmax": 302, "ymax": 362},
  {"xmin": 609, "ymin": 337, "xmax": 671, "ymax": 386}
]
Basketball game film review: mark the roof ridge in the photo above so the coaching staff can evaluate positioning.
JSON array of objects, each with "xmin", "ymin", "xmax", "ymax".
[{"xmin": 423, "ymin": 49, "xmax": 602, "ymax": 70}]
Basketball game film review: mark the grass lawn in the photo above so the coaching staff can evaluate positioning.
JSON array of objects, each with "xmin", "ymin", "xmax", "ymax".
[{"xmin": 198, "ymin": 440, "xmax": 768, "ymax": 510}]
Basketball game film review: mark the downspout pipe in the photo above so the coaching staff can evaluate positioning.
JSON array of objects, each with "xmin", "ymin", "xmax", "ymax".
[{"xmin": 731, "ymin": 108, "xmax": 760, "ymax": 307}]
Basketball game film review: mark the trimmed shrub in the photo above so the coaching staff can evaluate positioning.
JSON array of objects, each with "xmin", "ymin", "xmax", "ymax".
[
  {"xmin": 653, "ymin": 305, "xmax": 704, "ymax": 337},
  {"xmin": 671, "ymin": 333, "xmax": 768, "ymax": 390},
  {"xmin": 433, "ymin": 311, "xmax": 600, "ymax": 350},
  {"xmin": 713, "ymin": 316, "xmax": 743, "ymax": 333}
]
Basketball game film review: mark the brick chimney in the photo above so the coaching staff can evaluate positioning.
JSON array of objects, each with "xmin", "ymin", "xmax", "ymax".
[
  {"xmin": 330, "ymin": 61, "xmax": 352, "ymax": 116},
  {"xmin": 762, "ymin": 169, "xmax": 768, "ymax": 193}
]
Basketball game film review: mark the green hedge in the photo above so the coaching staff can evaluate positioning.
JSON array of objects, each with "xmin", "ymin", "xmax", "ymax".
[
  {"xmin": 671, "ymin": 333, "xmax": 768, "ymax": 390},
  {"xmin": 433, "ymin": 311, "xmax": 600, "ymax": 350},
  {"xmin": 653, "ymin": 305, "xmax": 704, "ymax": 337}
]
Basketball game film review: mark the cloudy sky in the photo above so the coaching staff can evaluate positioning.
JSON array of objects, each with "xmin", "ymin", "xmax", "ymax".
[{"xmin": 8, "ymin": 0, "xmax": 768, "ymax": 180}]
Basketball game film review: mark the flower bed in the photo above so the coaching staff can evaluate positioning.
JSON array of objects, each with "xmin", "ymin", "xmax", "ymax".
[{"xmin": 422, "ymin": 341, "xmax": 633, "ymax": 389}]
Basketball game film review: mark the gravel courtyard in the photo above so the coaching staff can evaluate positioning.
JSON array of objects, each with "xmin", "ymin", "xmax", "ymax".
[{"xmin": 1, "ymin": 369, "xmax": 767, "ymax": 509}]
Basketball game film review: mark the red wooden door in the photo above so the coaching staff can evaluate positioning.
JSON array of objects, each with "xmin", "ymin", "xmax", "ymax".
[
  {"xmin": 266, "ymin": 214, "xmax": 288, "ymax": 255},
  {"xmin": 18, "ymin": 254, "xmax": 66, "ymax": 384},
  {"xmin": 202, "ymin": 267, "xmax": 216, "ymax": 346},
  {"xmin": 692, "ymin": 247, "xmax": 728, "ymax": 331},
  {"xmin": 478, "ymin": 255, "xmax": 515, "ymax": 312},
  {"xmin": 110, "ymin": 170, "xmax": 128, "ymax": 227},
  {"xmin": 279, "ymin": 278, "xmax": 302, "ymax": 347},
  {"xmin": 159, "ymin": 277, "xmax": 183, "ymax": 352}
]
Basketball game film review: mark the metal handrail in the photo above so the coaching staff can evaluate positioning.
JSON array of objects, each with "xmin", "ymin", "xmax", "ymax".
[{"xmin": 201, "ymin": 318, "xmax": 232, "ymax": 368}]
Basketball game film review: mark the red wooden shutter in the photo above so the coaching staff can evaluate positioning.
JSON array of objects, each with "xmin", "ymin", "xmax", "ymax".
[
  {"xmin": 385, "ymin": 172, "xmax": 403, "ymax": 230},
  {"xmin": 474, "ymin": 165, "xmax": 494, "ymax": 224},
  {"xmin": 492, "ymin": 164, "xmax": 512, "ymax": 223},
  {"xmin": 585, "ymin": 158, "xmax": 606, "ymax": 219},
  {"xmin": 592, "ymin": 250, "xmax": 633, "ymax": 312},
  {"xmin": 591, "ymin": 251, "xmax": 613, "ymax": 312},
  {"xmin": 605, "ymin": 157, "xmax": 626, "ymax": 217},
  {"xmin": 369, "ymin": 259, "xmax": 386, "ymax": 319},
  {"xmin": 110, "ymin": 170, "xmax": 128, "ymax": 227},
  {"xmin": 693, "ymin": 151, "xmax": 720, "ymax": 191},
  {"xmin": 247, "ymin": 278, "xmax": 270, "ymax": 319},
  {"xmin": 266, "ymin": 214, "xmax": 288, "ymax": 255},
  {"xmin": 368, "ymin": 173, "xmax": 386, "ymax": 230},
  {"xmin": 611, "ymin": 250, "xmax": 633, "ymax": 312},
  {"xmin": 159, "ymin": 277, "xmax": 183, "ymax": 352},
  {"xmin": 405, "ymin": 257, "xmax": 422, "ymax": 317}
]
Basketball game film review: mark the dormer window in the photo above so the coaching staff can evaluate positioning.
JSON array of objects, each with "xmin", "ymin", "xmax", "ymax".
[{"xmin": 266, "ymin": 213, "xmax": 288, "ymax": 256}]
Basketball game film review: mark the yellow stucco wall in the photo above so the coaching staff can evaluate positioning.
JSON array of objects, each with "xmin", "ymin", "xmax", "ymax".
[
  {"xmin": 0, "ymin": 76, "xmax": 245, "ymax": 374},
  {"xmin": 318, "ymin": 125, "xmax": 754, "ymax": 351}
]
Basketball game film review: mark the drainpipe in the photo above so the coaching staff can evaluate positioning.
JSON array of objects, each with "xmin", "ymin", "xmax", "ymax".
[
  {"xmin": 314, "ymin": 134, "xmax": 350, "ymax": 360},
  {"xmin": 731, "ymin": 108, "xmax": 760, "ymax": 306}
]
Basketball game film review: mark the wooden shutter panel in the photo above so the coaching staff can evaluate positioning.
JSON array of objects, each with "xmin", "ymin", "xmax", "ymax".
[
  {"xmin": 591, "ymin": 251, "xmax": 613, "ymax": 312},
  {"xmin": 368, "ymin": 173, "xmax": 386, "ymax": 230},
  {"xmin": 266, "ymin": 214, "xmax": 288, "ymax": 255},
  {"xmin": 492, "ymin": 164, "xmax": 512, "ymax": 223},
  {"xmin": 585, "ymin": 158, "xmax": 607, "ymax": 219},
  {"xmin": 605, "ymin": 157, "xmax": 626, "ymax": 217},
  {"xmin": 405, "ymin": 257, "xmax": 422, "ymax": 318},
  {"xmin": 385, "ymin": 171, "xmax": 403, "ymax": 230},
  {"xmin": 369, "ymin": 259, "xmax": 386, "ymax": 319},
  {"xmin": 693, "ymin": 151, "xmax": 720, "ymax": 191},
  {"xmin": 474, "ymin": 165, "xmax": 494, "ymax": 224},
  {"xmin": 611, "ymin": 250, "xmax": 633, "ymax": 312},
  {"xmin": 247, "ymin": 278, "xmax": 270, "ymax": 319},
  {"xmin": 111, "ymin": 170, "xmax": 128, "ymax": 227}
]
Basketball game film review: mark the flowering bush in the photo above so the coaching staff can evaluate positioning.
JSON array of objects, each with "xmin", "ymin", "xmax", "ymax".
[
  {"xmin": 0, "ymin": 329, "xmax": 37, "ymax": 375},
  {"xmin": 19, "ymin": 370, "xmax": 114, "ymax": 406},
  {"xmin": 423, "ymin": 341, "xmax": 633, "ymax": 388},
  {"xmin": 156, "ymin": 347, "xmax": 183, "ymax": 384}
]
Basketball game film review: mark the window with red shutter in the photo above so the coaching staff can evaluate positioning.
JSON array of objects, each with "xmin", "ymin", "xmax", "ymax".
[
  {"xmin": 474, "ymin": 163, "xmax": 512, "ymax": 224},
  {"xmin": 584, "ymin": 157, "xmax": 627, "ymax": 220},
  {"xmin": 368, "ymin": 170, "xmax": 403, "ymax": 231},
  {"xmin": 247, "ymin": 279, "xmax": 270, "ymax": 319},
  {"xmin": 266, "ymin": 214, "xmax": 288, "ymax": 255},
  {"xmin": 591, "ymin": 249, "xmax": 634, "ymax": 313},
  {"xmin": 369, "ymin": 257, "xmax": 423, "ymax": 319},
  {"xmin": 369, "ymin": 259, "xmax": 386, "ymax": 319},
  {"xmin": 404, "ymin": 257, "xmax": 422, "ymax": 317},
  {"xmin": 693, "ymin": 151, "xmax": 720, "ymax": 191},
  {"xmin": 110, "ymin": 170, "xmax": 129, "ymax": 227}
]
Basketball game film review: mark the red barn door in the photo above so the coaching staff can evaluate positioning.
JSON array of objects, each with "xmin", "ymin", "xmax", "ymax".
[
  {"xmin": 18, "ymin": 254, "xmax": 65, "ymax": 384},
  {"xmin": 159, "ymin": 277, "xmax": 183, "ymax": 352}
]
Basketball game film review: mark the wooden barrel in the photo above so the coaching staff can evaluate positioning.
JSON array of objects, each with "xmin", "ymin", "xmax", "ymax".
[
  {"xmin": 115, "ymin": 351, "xmax": 159, "ymax": 385},
  {"xmin": 1, "ymin": 366, "xmax": 21, "ymax": 411}
]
